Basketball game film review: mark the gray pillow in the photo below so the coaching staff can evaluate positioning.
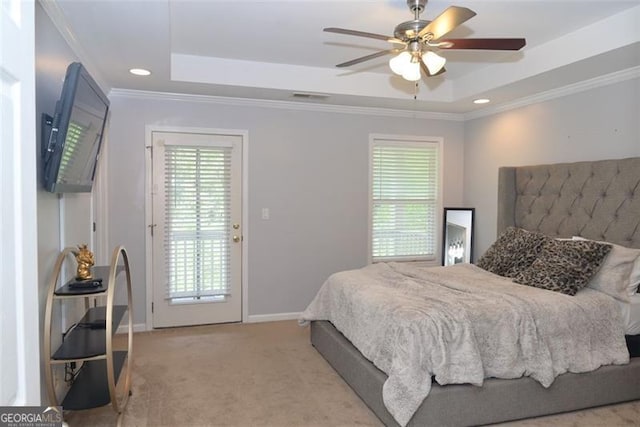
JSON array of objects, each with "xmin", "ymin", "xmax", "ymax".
[
  {"xmin": 573, "ymin": 236, "xmax": 640, "ymax": 301},
  {"xmin": 512, "ymin": 239, "xmax": 612, "ymax": 296},
  {"xmin": 476, "ymin": 227, "xmax": 549, "ymax": 277}
]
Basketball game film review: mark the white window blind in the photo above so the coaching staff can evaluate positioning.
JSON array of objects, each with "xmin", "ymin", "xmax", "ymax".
[
  {"xmin": 371, "ymin": 141, "xmax": 438, "ymax": 262},
  {"xmin": 163, "ymin": 145, "xmax": 232, "ymax": 299}
]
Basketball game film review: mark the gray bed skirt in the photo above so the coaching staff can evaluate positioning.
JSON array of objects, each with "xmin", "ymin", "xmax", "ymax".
[{"xmin": 311, "ymin": 320, "xmax": 640, "ymax": 427}]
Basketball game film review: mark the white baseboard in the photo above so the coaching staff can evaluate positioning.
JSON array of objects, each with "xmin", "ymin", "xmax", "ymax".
[
  {"xmin": 116, "ymin": 323, "xmax": 148, "ymax": 334},
  {"xmin": 247, "ymin": 312, "xmax": 302, "ymax": 323},
  {"xmin": 114, "ymin": 316, "xmax": 300, "ymax": 332}
]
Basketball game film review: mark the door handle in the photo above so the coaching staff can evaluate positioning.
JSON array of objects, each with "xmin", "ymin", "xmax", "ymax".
[{"xmin": 233, "ymin": 235, "xmax": 241, "ymax": 243}]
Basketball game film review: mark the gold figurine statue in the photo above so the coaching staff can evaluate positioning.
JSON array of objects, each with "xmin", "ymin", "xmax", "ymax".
[{"xmin": 73, "ymin": 244, "xmax": 95, "ymax": 280}]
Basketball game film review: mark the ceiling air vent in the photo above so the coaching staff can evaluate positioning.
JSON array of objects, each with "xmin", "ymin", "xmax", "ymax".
[{"xmin": 291, "ymin": 92, "xmax": 330, "ymax": 101}]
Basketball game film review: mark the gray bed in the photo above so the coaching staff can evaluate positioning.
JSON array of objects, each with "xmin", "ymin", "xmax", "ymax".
[{"xmin": 310, "ymin": 156, "xmax": 640, "ymax": 426}]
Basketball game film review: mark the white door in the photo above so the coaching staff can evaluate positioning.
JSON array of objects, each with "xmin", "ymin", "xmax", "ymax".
[
  {"xmin": 151, "ymin": 131, "xmax": 243, "ymax": 327},
  {"xmin": 0, "ymin": 0, "xmax": 40, "ymax": 405}
]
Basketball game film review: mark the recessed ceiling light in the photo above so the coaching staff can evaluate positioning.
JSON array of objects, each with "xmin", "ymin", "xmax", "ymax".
[
  {"xmin": 129, "ymin": 68, "xmax": 151, "ymax": 76},
  {"xmin": 473, "ymin": 98, "xmax": 490, "ymax": 104}
]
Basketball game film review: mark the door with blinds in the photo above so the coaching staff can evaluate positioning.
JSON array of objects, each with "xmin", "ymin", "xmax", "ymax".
[{"xmin": 151, "ymin": 131, "xmax": 242, "ymax": 327}]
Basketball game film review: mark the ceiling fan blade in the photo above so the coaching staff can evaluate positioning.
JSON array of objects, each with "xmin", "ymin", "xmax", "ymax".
[
  {"xmin": 335, "ymin": 49, "xmax": 398, "ymax": 68},
  {"xmin": 418, "ymin": 6, "xmax": 476, "ymax": 40},
  {"xmin": 324, "ymin": 27, "xmax": 405, "ymax": 45},
  {"xmin": 420, "ymin": 60, "xmax": 446, "ymax": 77},
  {"xmin": 439, "ymin": 38, "xmax": 526, "ymax": 50}
]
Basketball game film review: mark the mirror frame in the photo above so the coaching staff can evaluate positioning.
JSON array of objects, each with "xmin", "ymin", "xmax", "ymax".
[{"xmin": 442, "ymin": 207, "xmax": 475, "ymax": 266}]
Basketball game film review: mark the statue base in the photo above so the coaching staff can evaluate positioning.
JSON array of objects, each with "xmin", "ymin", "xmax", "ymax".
[{"xmin": 68, "ymin": 278, "xmax": 103, "ymax": 289}]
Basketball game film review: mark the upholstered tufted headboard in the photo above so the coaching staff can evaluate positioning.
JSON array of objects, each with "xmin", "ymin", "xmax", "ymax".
[{"xmin": 498, "ymin": 157, "xmax": 640, "ymax": 249}]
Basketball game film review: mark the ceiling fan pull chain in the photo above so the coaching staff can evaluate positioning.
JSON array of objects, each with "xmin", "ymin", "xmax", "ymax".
[{"xmin": 414, "ymin": 82, "xmax": 418, "ymax": 100}]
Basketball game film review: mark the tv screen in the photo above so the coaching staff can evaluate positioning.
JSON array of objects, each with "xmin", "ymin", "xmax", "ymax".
[{"xmin": 43, "ymin": 62, "xmax": 109, "ymax": 193}]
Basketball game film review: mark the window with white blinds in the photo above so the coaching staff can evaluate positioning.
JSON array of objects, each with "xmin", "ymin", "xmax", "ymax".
[
  {"xmin": 163, "ymin": 145, "xmax": 232, "ymax": 299},
  {"xmin": 370, "ymin": 139, "xmax": 439, "ymax": 262}
]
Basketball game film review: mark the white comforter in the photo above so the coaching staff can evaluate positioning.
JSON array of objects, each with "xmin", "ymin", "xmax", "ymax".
[{"xmin": 300, "ymin": 262, "xmax": 629, "ymax": 427}]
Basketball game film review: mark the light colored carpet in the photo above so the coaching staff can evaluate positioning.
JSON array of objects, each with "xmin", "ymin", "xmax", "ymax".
[{"xmin": 64, "ymin": 320, "xmax": 640, "ymax": 427}]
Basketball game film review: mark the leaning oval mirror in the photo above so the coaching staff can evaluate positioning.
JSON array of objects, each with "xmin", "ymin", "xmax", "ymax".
[{"xmin": 442, "ymin": 208, "xmax": 475, "ymax": 266}]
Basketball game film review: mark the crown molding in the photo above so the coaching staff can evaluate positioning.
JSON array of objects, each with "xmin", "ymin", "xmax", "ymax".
[
  {"xmin": 110, "ymin": 65, "xmax": 640, "ymax": 124},
  {"xmin": 464, "ymin": 66, "xmax": 640, "ymax": 121},
  {"xmin": 38, "ymin": 0, "xmax": 111, "ymax": 94},
  {"xmin": 108, "ymin": 88, "xmax": 465, "ymax": 122}
]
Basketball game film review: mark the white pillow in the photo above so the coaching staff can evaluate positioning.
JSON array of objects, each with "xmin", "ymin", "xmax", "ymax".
[{"xmin": 573, "ymin": 236, "xmax": 640, "ymax": 301}]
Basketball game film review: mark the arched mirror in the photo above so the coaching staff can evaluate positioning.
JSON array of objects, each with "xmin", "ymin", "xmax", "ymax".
[{"xmin": 442, "ymin": 207, "xmax": 475, "ymax": 266}]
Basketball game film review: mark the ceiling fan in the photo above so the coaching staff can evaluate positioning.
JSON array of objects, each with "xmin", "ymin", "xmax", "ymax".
[{"xmin": 325, "ymin": 0, "xmax": 526, "ymax": 81}]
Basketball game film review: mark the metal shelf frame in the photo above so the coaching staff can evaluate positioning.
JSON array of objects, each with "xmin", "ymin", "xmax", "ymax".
[{"xmin": 44, "ymin": 245, "xmax": 133, "ymax": 423}]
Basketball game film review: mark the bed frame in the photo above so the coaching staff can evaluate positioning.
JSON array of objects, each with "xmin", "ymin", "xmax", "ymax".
[{"xmin": 310, "ymin": 157, "xmax": 640, "ymax": 426}]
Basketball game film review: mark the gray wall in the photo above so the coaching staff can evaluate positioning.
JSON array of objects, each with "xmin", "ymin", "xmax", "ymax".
[
  {"xmin": 36, "ymin": 3, "xmax": 99, "ymax": 403},
  {"xmin": 464, "ymin": 77, "xmax": 640, "ymax": 256},
  {"xmin": 36, "ymin": 2, "xmax": 70, "ymax": 305},
  {"xmin": 106, "ymin": 94, "xmax": 465, "ymax": 324}
]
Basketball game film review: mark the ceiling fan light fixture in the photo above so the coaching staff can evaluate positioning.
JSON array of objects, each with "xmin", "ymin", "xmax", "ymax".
[
  {"xmin": 401, "ymin": 61, "xmax": 421, "ymax": 81},
  {"xmin": 422, "ymin": 51, "xmax": 446, "ymax": 75},
  {"xmin": 390, "ymin": 51, "xmax": 421, "ymax": 81},
  {"xmin": 389, "ymin": 51, "xmax": 412, "ymax": 75},
  {"xmin": 326, "ymin": 2, "xmax": 526, "ymax": 83}
]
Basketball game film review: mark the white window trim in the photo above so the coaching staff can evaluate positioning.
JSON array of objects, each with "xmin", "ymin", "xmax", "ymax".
[{"xmin": 368, "ymin": 134, "xmax": 443, "ymax": 265}]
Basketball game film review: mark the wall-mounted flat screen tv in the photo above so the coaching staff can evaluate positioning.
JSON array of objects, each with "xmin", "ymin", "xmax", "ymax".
[{"xmin": 42, "ymin": 62, "xmax": 109, "ymax": 193}]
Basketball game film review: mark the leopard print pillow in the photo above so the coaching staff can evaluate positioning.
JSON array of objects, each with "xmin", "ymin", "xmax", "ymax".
[
  {"xmin": 476, "ymin": 227, "xmax": 550, "ymax": 278},
  {"xmin": 512, "ymin": 239, "xmax": 612, "ymax": 296}
]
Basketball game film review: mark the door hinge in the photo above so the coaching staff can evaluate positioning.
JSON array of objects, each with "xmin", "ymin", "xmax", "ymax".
[
  {"xmin": 151, "ymin": 302, "xmax": 154, "ymax": 313},
  {"xmin": 93, "ymin": 222, "xmax": 96, "ymax": 232}
]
